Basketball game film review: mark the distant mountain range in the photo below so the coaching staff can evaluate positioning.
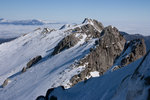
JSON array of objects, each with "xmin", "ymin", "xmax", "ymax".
[{"xmin": 0, "ymin": 18, "xmax": 63, "ymax": 25}]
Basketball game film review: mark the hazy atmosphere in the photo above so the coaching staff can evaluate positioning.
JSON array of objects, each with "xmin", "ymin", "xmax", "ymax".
[
  {"xmin": 0, "ymin": 0, "xmax": 150, "ymax": 22},
  {"xmin": 1, "ymin": 0, "xmax": 150, "ymax": 35}
]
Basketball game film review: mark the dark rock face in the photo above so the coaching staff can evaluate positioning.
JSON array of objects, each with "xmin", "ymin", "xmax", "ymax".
[
  {"xmin": 92, "ymin": 19, "xmax": 104, "ymax": 31},
  {"xmin": 115, "ymin": 38, "xmax": 146, "ymax": 67},
  {"xmin": 59, "ymin": 24, "xmax": 70, "ymax": 30},
  {"xmin": 70, "ymin": 26, "xmax": 126, "ymax": 86},
  {"xmin": 80, "ymin": 24, "xmax": 101, "ymax": 38},
  {"xmin": 36, "ymin": 87, "xmax": 63, "ymax": 100},
  {"xmin": 20, "ymin": 55, "xmax": 42, "ymax": 74},
  {"xmin": 145, "ymin": 76, "xmax": 150, "ymax": 86},
  {"xmin": 147, "ymin": 89, "xmax": 150, "ymax": 100},
  {"xmin": 36, "ymin": 96, "xmax": 45, "ymax": 100},
  {"xmin": 50, "ymin": 96, "xmax": 57, "ymax": 100},
  {"xmin": 52, "ymin": 34, "xmax": 79, "ymax": 55},
  {"xmin": 76, "ymin": 19, "xmax": 104, "ymax": 38},
  {"xmin": 82, "ymin": 18, "xmax": 104, "ymax": 31},
  {"xmin": 27, "ymin": 55, "xmax": 42, "ymax": 68},
  {"xmin": 45, "ymin": 88, "xmax": 54, "ymax": 100}
]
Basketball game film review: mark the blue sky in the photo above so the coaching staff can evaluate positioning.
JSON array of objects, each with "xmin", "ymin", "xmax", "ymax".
[{"xmin": 0, "ymin": 0, "xmax": 150, "ymax": 23}]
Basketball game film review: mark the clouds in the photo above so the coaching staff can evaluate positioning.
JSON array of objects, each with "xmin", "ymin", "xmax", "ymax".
[{"xmin": 103, "ymin": 21, "xmax": 150, "ymax": 36}]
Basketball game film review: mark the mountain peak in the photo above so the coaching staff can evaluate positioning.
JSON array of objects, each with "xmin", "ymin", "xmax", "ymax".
[{"xmin": 82, "ymin": 18, "xmax": 93, "ymax": 24}]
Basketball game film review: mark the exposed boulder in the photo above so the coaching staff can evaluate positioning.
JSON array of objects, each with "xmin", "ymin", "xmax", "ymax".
[
  {"xmin": 26, "ymin": 55, "xmax": 42, "ymax": 68},
  {"xmin": 2, "ymin": 78, "xmax": 10, "ymax": 88},
  {"xmin": 21, "ymin": 67, "xmax": 26, "ymax": 73},
  {"xmin": 52, "ymin": 34, "xmax": 79, "ymax": 55},
  {"xmin": 70, "ymin": 26, "xmax": 126, "ymax": 86}
]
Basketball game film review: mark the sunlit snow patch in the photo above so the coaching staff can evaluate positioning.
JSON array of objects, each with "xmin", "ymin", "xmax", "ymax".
[{"xmin": 90, "ymin": 71, "xmax": 100, "ymax": 77}]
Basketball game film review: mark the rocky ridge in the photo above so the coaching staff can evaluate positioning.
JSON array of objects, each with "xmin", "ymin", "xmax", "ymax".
[
  {"xmin": 70, "ymin": 26, "xmax": 126, "ymax": 86},
  {"xmin": 52, "ymin": 18, "xmax": 104, "ymax": 55},
  {"xmin": 111, "ymin": 38, "xmax": 146, "ymax": 71}
]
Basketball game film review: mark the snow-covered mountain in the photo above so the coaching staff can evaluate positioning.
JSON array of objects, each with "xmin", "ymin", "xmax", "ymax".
[
  {"xmin": 0, "ymin": 18, "xmax": 150, "ymax": 100},
  {"xmin": 0, "ymin": 18, "xmax": 62, "ymax": 25},
  {"xmin": 0, "ymin": 18, "xmax": 44, "ymax": 25}
]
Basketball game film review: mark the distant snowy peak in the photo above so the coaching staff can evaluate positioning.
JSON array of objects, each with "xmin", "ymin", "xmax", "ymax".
[
  {"xmin": 82, "ymin": 18, "xmax": 104, "ymax": 32},
  {"xmin": 0, "ymin": 18, "xmax": 63, "ymax": 25},
  {"xmin": 0, "ymin": 19, "xmax": 44, "ymax": 25},
  {"xmin": 82, "ymin": 18, "xmax": 93, "ymax": 24}
]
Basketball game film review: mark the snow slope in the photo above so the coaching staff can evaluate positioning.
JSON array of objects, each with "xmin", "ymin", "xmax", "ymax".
[{"xmin": 0, "ymin": 21, "xmax": 97, "ymax": 100}]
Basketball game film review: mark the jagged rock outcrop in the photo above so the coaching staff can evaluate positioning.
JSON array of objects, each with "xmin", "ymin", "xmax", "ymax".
[
  {"xmin": 82, "ymin": 18, "xmax": 104, "ymax": 32},
  {"xmin": 20, "ymin": 55, "xmax": 42, "ymax": 74},
  {"xmin": 1, "ymin": 78, "xmax": 10, "ymax": 88},
  {"xmin": 112, "ymin": 38, "xmax": 146, "ymax": 71},
  {"xmin": 26, "ymin": 55, "xmax": 42, "ymax": 69},
  {"xmin": 74, "ymin": 18, "xmax": 104, "ymax": 38},
  {"xmin": 70, "ymin": 26, "xmax": 126, "ymax": 86},
  {"xmin": 52, "ymin": 34, "xmax": 80, "ymax": 55},
  {"xmin": 121, "ymin": 39, "xmax": 146, "ymax": 66}
]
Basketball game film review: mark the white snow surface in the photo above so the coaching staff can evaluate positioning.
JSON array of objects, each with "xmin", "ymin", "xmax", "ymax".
[
  {"xmin": 0, "ymin": 22, "xmax": 97, "ymax": 100},
  {"xmin": 90, "ymin": 71, "xmax": 100, "ymax": 77}
]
